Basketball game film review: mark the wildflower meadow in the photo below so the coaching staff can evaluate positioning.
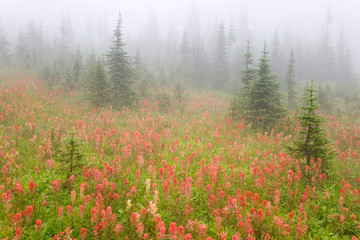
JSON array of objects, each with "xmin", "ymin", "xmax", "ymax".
[{"xmin": 0, "ymin": 73, "xmax": 359, "ymax": 239}]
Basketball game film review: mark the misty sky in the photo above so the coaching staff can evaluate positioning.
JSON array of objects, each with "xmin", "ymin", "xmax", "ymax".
[{"xmin": 1, "ymin": 0, "xmax": 360, "ymax": 73}]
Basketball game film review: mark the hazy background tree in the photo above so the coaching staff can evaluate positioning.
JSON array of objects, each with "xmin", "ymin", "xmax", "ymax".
[
  {"xmin": 86, "ymin": 58, "xmax": 112, "ymax": 108},
  {"xmin": 241, "ymin": 40, "xmax": 256, "ymax": 87},
  {"xmin": 72, "ymin": 44, "xmax": 83, "ymax": 84},
  {"xmin": 213, "ymin": 22, "xmax": 228, "ymax": 89},
  {"xmin": 107, "ymin": 13, "xmax": 135, "ymax": 108},
  {"xmin": 271, "ymin": 31, "xmax": 283, "ymax": 82},
  {"xmin": 0, "ymin": 0, "xmax": 358, "ymax": 118},
  {"xmin": 285, "ymin": 50, "xmax": 296, "ymax": 109},
  {"xmin": 0, "ymin": 30, "xmax": 9, "ymax": 65}
]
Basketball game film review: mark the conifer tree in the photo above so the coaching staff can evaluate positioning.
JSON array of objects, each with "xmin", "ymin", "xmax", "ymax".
[
  {"xmin": 180, "ymin": 31, "xmax": 191, "ymax": 67},
  {"xmin": 84, "ymin": 50, "xmax": 97, "ymax": 83},
  {"xmin": 107, "ymin": 13, "xmax": 134, "ymax": 107},
  {"xmin": 286, "ymin": 80, "xmax": 333, "ymax": 172},
  {"xmin": 65, "ymin": 68, "xmax": 74, "ymax": 90},
  {"xmin": 174, "ymin": 79, "xmax": 185, "ymax": 103},
  {"xmin": 192, "ymin": 43, "xmax": 208, "ymax": 88},
  {"xmin": 285, "ymin": 50, "xmax": 296, "ymax": 108},
  {"xmin": 230, "ymin": 39, "xmax": 256, "ymax": 119},
  {"xmin": 213, "ymin": 22, "xmax": 228, "ymax": 88},
  {"xmin": 73, "ymin": 44, "xmax": 82, "ymax": 83},
  {"xmin": 246, "ymin": 43, "xmax": 286, "ymax": 129},
  {"xmin": 241, "ymin": 39, "xmax": 257, "ymax": 87},
  {"xmin": 271, "ymin": 32, "xmax": 281, "ymax": 71},
  {"xmin": 87, "ymin": 58, "xmax": 111, "ymax": 108},
  {"xmin": 318, "ymin": 84, "xmax": 334, "ymax": 113},
  {"xmin": 0, "ymin": 33, "xmax": 9, "ymax": 64}
]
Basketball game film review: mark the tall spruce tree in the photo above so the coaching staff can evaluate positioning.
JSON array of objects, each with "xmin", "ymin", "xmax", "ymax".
[
  {"xmin": 286, "ymin": 80, "xmax": 333, "ymax": 172},
  {"xmin": 107, "ymin": 13, "xmax": 134, "ymax": 107},
  {"xmin": 246, "ymin": 43, "xmax": 286, "ymax": 129},
  {"xmin": 285, "ymin": 50, "xmax": 296, "ymax": 109}
]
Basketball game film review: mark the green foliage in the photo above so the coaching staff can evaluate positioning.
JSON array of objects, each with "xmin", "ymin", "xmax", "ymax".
[
  {"xmin": 229, "ymin": 86, "xmax": 247, "ymax": 120},
  {"xmin": 230, "ymin": 39, "xmax": 256, "ymax": 120},
  {"xmin": 245, "ymin": 43, "xmax": 286, "ymax": 129},
  {"xmin": 2, "ymin": 73, "xmax": 360, "ymax": 239},
  {"xmin": 106, "ymin": 13, "xmax": 135, "ymax": 108},
  {"xmin": 86, "ymin": 58, "xmax": 112, "ymax": 108},
  {"xmin": 286, "ymin": 80, "xmax": 333, "ymax": 172},
  {"xmin": 56, "ymin": 131, "xmax": 83, "ymax": 178},
  {"xmin": 241, "ymin": 39, "xmax": 257, "ymax": 87}
]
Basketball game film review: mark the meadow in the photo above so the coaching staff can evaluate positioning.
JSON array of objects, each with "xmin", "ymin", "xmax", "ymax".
[{"xmin": 0, "ymin": 73, "xmax": 359, "ymax": 239}]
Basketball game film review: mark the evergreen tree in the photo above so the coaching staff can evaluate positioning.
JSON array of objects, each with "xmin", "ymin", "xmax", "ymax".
[
  {"xmin": 73, "ymin": 44, "xmax": 82, "ymax": 83},
  {"xmin": 317, "ymin": 1, "xmax": 336, "ymax": 82},
  {"xmin": 57, "ymin": 131, "xmax": 83, "ymax": 178},
  {"xmin": 174, "ymin": 79, "xmax": 185, "ymax": 104},
  {"xmin": 213, "ymin": 21, "xmax": 228, "ymax": 88},
  {"xmin": 87, "ymin": 58, "xmax": 112, "ymax": 108},
  {"xmin": 64, "ymin": 68, "xmax": 74, "ymax": 90},
  {"xmin": 134, "ymin": 48, "xmax": 152, "ymax": 99},
  {"xmin": 318, "ymin": 84, "xmax": 334, "ymax": 113},
  {"xmin": 246, "ymin": 43, "xmax": 286, "ymax": 129},
  {"xmin": 107, "ymin": 13, "xmax": 134, "ymax": 107},
  {"xmin": 180, "ymin": 31, "xmax": 191, "ymax": 67},
  {"xmin": 0, "ymin": 34, "xmax": 9, "ymax": 64},
  {"xmin": 336, "ymin": 29, "xmax": 353, "ymax": 82},
  {"xmin": 40, "ymin": 61, "xmax": 52, "ymax": 82},
  {"xmin": 84, "ymin": 50, "xmax": 97, "ymax": 84},
  {"xmin": 285, "ymin": 50, "xmax": 296, "ymax": 108},
  {"xmin": 271, "ymin": 31, "xmax": 282, "ymax": 79},
  {"xmin": 192, "ymin": 42, "xmax": 208, "ymax": 88},
  {"xmin": 230, "ymin": 39, "xmax": 256, "ymax": 119},
  {"xmin": 227, "ymin": 22, "xmax": 236, "ymax": 52},
  {"xmin": 16, "ymin": 29, "xmax": 29, "ymax": 68},
  {"xmin": 241, "ymin": 39, "xmax": 256, "ymax": 87},
  {"xmin": 178, "ymin": 31, "xmax": 192, "ymax": 82},
  {"xmin": 59, "ymin": 13, "xmax": 75, "ymax": 59},
  {"xmin": 286, "ymin": 80, "xmax": 333, "ymax": 172},
  {"xmin": 134, "ymin": 47, "xmax": 143, "ymax": 74}
]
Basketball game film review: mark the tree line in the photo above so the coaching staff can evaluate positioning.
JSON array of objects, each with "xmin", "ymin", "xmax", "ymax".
[{"xmin": 0, "ymin": 2, "xmax": 355, "ymax": 92}]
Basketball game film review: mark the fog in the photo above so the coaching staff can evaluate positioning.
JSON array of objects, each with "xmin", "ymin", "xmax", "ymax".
[{"xmin": 0, "ymin": 0, "xmax": 359, "ymax": 84}]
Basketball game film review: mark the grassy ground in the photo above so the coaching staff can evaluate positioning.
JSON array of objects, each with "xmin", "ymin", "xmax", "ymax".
[{"xmin": 0, "ymin": 72, "xmax": 359, "ymax": 239}]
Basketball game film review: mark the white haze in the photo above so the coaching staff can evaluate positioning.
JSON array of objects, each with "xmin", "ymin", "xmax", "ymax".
[{"xmin": 1, "ymin": 0, "xmax": 360, "ymax": 74}]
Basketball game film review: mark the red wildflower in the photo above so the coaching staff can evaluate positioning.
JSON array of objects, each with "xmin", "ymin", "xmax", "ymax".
[{"xmin": 35, "ymin": 219, "xmax": 42, "ymax": 233}]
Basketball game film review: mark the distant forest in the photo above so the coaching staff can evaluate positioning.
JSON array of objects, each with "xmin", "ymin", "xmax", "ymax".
[{"xmin": 0, "ymin": 2, "xmax": 355, "ymax": 94}]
